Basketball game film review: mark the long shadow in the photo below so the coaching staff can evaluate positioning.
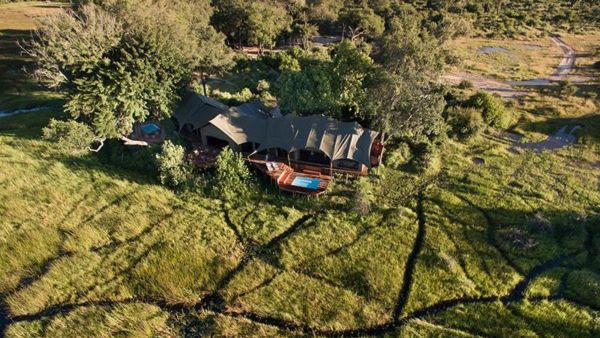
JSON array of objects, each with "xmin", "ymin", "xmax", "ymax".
[{"xmin": 392, "ymin": 192, "xmax": 427, "ymax": 319}]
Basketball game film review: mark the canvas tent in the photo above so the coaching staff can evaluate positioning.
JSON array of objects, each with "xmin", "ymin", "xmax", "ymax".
[
  {"xmin": 174, "ymin": 91, "xmax": 228, "ymax": 131},
  {"xmin": 173, "ymin": 93, "xmax": 380, "ymax": 169}
]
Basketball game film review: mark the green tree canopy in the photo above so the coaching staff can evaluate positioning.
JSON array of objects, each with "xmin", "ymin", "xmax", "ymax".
[
  {"xmin": 26, "ymin": 1, "xmax": 231, "ymax": 143},
  {"xmin": 365, "ymin": 12, "xmax": 450, "ymax": 144},
  {"xmin": 275, "ymin": 42, "xmax": 373, "ymax": 119}
]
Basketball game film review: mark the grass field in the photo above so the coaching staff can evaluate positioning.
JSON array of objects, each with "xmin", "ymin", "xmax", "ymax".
[
  {"xmin": 447, "ymin": 33, "xmax": 600, "ymax": 83},
  {"xmin": 1, "ymin": 3, "xmax": 600, "ymax": 337}
]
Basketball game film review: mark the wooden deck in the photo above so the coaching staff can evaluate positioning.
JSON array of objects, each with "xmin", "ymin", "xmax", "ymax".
[{"xmin": 249, "ymin": 159, "xmax": 331, "ymax": 196}]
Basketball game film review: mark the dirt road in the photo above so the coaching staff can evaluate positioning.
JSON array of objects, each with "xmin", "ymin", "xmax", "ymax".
[{"xmin": 442, "ymin": 35, "xmax": 578, "ymax": 99}]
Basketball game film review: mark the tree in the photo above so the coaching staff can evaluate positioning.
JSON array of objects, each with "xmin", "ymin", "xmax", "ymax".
[
  {"xmin": 42, "ymin": 118, "xmax": 96, "ymax": 155},
  {"xmin": 338, "ymin": 4, "xmax": 385, "ymax": 42},
  {"xmin": 466, "ymin": 92, "xmax": 511, "ymax": 129},
  {"xmin": 246, "ymin": 1, "xmax": 291, "ymax": 53},
  {"xmin": 213, "ymin": 147, "xmax": 252, "ymax": 201},
  {"xmin": 275, "ymin": 42, "xmax": 373, "ymax": 118},
  {"xmin": 156, "ymin": 140, "xmax": 192, "ymax": 188},
  {"xmin": 276, "ymin": 58, "xmax": 337, "ymax": 116},
  {"xmin": 25, "ymin": 1, "xmax": 230, "ymax": 149},
  {"xmin": 364, "ymin": 14, "xmax": 449, "ymax": 144},
  {"xmin": 330, "ymin": 40, "xmax": 373, "ymax": 119}
]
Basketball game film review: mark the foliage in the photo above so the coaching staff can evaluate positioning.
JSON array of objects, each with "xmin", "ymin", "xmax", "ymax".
[
  {"xmin": 446, "ymin": 106, "xmax": 486, "ymax": 140},
  {"xmin": 213, "ymin": 146, "xmax": 252, "ymax": 201},
  {"xmin": 385, "ymin": 142, "xmax": 413, "ymax": 169},
  {"xmin": 42, "ymin": 118, "xmax": 95, "ymax": 155},
  {"xmin": 466, "ymin": 92, "xmax": 511, "ymax": 129},
  {"xmin": 353, "ymin": 176, "xmax": 375, "ymax": 215},
  {"xmin": 155, "ymin": 140, "xmax": 192, "ymax": 189},
  {"xmin": 411, "ymin": 142, "xmax": 441, "ymax": 174},
  {"xmin": 338, "ymin": 4, "xmax": 384, "ymax": 42},
  {"xmin": 25, "ymin": 1, "xmax": 230, "ymax": 139},
  {"xmin": 246, "ymin": 1, "xmax": 291, "ymax": 52},
  {"xmin": 365, "ymin": 13, "xmax": 449, "ymax": 144},
  {"xmin": 275, "ymin": 42, "xmax": 372, "ymax": 118},
  {"xmin": 458, "ymin": 79, "xmax": 474, "ymax": 89}
]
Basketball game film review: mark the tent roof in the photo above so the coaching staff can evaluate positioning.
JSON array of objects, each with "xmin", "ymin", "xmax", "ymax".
[
  {"xmin": 173, "ymin": 92, "xmax": 379, "ymax": 168},
  {"xmin": 173, "ymin": 91, "xmax": 228, "ymax": 130}
]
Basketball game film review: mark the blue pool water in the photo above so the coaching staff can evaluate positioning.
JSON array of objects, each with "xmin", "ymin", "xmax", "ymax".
[
  {"xmin": 291, "ymin": 176, "xmax": 320, "ymax": 190},
  {"xmin": 141, "ymin": 123, "xmax": 161, "ymax": 134}
]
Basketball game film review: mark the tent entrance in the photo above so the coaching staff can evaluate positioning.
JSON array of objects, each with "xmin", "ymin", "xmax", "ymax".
[
  {"xmin": 206, "ymin": 136, "xmax": 230, "ymax": 150},
  {"xmin": 294, "ymin": 149, "xmax": 330, "ymax": 166}
]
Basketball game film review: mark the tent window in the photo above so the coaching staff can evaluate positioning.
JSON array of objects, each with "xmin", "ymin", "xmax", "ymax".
[
  {"xmin": 298, "ymin": 150, "xmax": 329, "ymax": 165},
  {"xmin": 334, "ymin": 159, "xmax": 359, "ymax": 170}
]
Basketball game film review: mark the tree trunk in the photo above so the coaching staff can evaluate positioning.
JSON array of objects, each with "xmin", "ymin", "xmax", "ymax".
[{"xmin": 200, "ymin": 71, "xmax": 208, "ymax": 96}]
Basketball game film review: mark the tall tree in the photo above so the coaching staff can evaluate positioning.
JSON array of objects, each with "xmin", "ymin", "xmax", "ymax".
[
  {"xmin": 246, "ymin": 1, "xmax": 292, "ymax": 53},
  {"xmin": 338, "ymin": 3, "xmax": 385, "ymax": 42},
  {"xmin": 365, "ymin": 13, "xmax": 449, "ymax": 144},
  {"xmin": 25, "ymin": 1, "xmax": 231, "ymax": 148}
]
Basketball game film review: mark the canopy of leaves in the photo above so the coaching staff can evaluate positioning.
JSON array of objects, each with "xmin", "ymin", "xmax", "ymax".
[
  {"xmin": 26, "ymin": 1, "xmax": 231, "ymax": 139},
  {"xmin": 213, "ymin": 146, "xmax": 252, "ymax": 201},
  {"xmin": 364, "ymin": 12, "xmax": 449, "ymax": 143},
  {"xmin": 155, "ymin": 140, "xmax": 191, "ymax": 188},
  {"xmin": 275, "ymin": 41, "xmax": 373, "ymax": 119}
]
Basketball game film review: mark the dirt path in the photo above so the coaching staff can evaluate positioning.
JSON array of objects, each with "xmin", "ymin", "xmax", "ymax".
[{"xmin": 442, "ymin": 35, "xmax": 578, "ymax": 98}]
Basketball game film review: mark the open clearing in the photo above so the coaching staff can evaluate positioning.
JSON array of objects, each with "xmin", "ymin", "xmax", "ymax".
[{"xmin": 443, "ymin": 33, "xmax": 600, "ymax": 98}]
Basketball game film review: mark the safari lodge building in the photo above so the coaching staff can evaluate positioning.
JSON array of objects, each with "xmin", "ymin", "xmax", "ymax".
[{"xmin": 173, "ymin": 92, "xmax": 383, "ymax": 195}]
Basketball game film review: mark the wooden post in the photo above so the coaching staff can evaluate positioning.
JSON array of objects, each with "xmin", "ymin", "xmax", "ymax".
[{"xmin": 377, "ymin": 132, "xmax": 385, "ymax": 165}]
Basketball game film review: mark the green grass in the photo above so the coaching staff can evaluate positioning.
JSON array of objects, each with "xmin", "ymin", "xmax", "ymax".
[{"xmin": 1, "ymin": 106, "xmax": 599, "ymax": 336}]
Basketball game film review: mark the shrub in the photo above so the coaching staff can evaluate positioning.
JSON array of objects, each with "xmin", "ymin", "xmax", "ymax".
[
  {"xmin": 98, "ymin": 139, "xmax": 159, "ymax": 175},
  {"xmin": 42, "ymin": 118, "xmax": 95, "ymax": 155},
  {"xmin": 155, "ymin": 140, "xmax": 192, "ymax": 189},
  {"xmin": 353, "ymin": 177, "xmax": 375, "ymax": 215},
  {"xmin": 212, "ymin": 88, "xmax": 255, "ymax": 105},
  {"xmin": 385, "ymin": 142, "xmax": 412, "ymax": 169},
  {"xmin": 466, "ymin": 92, "xmax": 511, "ymax": 129},
  {"xmin": 411, "ymin": 143, "xmax": 441, "ymax": 174},
  {"xmin": 446, "ymin": 106, "xmax": 485, "ymax": 140},
  {"xmin": 457, "ymin": 79, "xmax": 474, "ymax": 89},
  {"xmin": 213, "ymin": 146, "xmax": 253, "ymax": 201}
]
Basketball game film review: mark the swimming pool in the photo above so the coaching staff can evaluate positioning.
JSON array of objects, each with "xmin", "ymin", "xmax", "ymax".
[
  {"xmin": 291, "ymin": 176, "xmax": 320, "ymax": 190},
  {"xmin": 141, "ymin": 123, "xmax": 161, "ymax": 134}
]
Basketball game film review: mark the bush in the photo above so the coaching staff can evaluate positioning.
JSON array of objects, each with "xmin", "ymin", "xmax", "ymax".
[
  {"xmin": 466, "ymin": 92, "xmax": 511, "ymax": 129},
  {"xmin": 385, "ymin": 142, "xmax": 412, "ymax": 169},
  {"xmin": 42, "ymin": 118, "xmax": 95, "ymax": 155},
  {"xmin": 353, "ymin": 177, "xmax": 375, "ymax": 215},
  {"xmin": 457, "ymin": 79, "xmax": 474, "ymax": 89},
  {"xmin": 213, "ymin": 146, "xmax": 253, "ymax": 201},
  {"xmin": 155, "ymin": 140, "xmax": 192, "ymax": 189},
  {"xmin": 411, "ymin": 143, "xmax": 441, "ymax": 174},
  {"xmin": 98, "ymin": 140, "xmax": 159, "ymax": 175},
  {"xmin": 446, "ymin": 106, "xmax": 485, "ymax": 140},
  {"xmin": 212, "ymin": 88, "xmax": 255, "ymax": 105}
]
